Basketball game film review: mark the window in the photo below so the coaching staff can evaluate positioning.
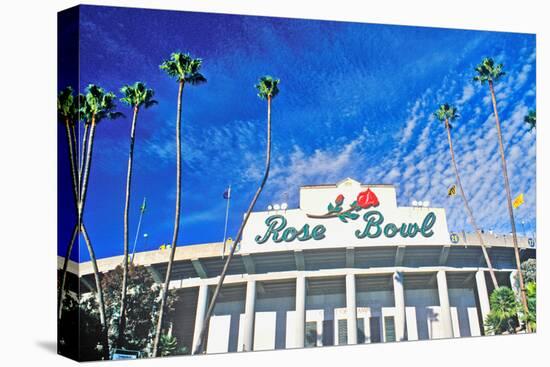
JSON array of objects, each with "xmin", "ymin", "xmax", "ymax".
[
  {"xmin": 357, "ymin": 318, "xmax": 366, "ymax": 344},
  {"xmin": 370, "ymin": 317, "xmax": 381, "ymax": 343},
  {"xmin": 322, "ymin": 320, "xmax": 334, "ymax": 346},
  {"xmin": 384, "ymin": 316, "xmax": 396, "ymax": 342},
  {"xmin": 305, "ymin": 321, "xmax": 317, "ymax": 347},
  {"xmin": 338, "ymin": 319, "xmax": 348, "ymax": 345}
]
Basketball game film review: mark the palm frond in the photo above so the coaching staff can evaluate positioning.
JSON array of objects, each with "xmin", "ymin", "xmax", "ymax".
[
  {"xmin": 434, "ymin": 103, "xmax": 459, "ymax": 126},
  {"xmin": 144, "ymin": 100, "xmax": 158, "ymax": 108},
  {"xmin": 57, "ymin": 86, "xmax": 79, "ymax": 124},
  {"xmin": 474, "ymin": 57, "xmax": 505, "ymax": 84},
  {"xmin": 160, "ymin": 52, "xmax": 207, "ymax": 86},
  {"xmin": 255, "ymin": 75, "xmax": 281, "ymax": 100},
  {"xmin": 119, "ymin": 82, "xmax": 157, "ymax": 109},
  {"xmin": 84, "ymin": 84, "xmax": 120, "ymax": 124},
  {"xmin": 524, "ymin": 109, "xmax": 536, "ymax": 131}
]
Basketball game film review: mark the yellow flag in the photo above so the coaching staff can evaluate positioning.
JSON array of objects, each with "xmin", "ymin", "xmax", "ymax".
[
  {"xmin": 513, "ymin": 193, "xmax": 524, "ymax": 209},
  {"xmin": 447, "ymin": 184, "xmax": 457, "ymax": 197}
]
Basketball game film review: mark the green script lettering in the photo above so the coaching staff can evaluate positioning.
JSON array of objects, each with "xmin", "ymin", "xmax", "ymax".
[
  {"xmin": 383, "ymin": 223, "xmax": 398, "ymax": 238},
  {"xmin": 420, "ymin": 212, "xmax": 436, "ymax": 237},
  {"xmin": 311, "ymin": 225, "xmax": 326, "ymax": 240},
  {"xmin": 355, "ymin": 211, "xmax": 437, "ymax": 240},
  {"xmin": 355, "ymin": 211, "xmax": 384, "ymax": 239},
  {"xmin": 255, "ymin": 215, "xmax": 286, "ymax": 244},
  {"xmin": 282, "ymin": 227, "xmax": 298, "ymax": 242},
  {"xmin": 254, "ymin": 212, "xmax": 437, "ymax": 244},
  {"xmin": 255, "ymin": 215, "xmax": 327, "ymax": 244}
]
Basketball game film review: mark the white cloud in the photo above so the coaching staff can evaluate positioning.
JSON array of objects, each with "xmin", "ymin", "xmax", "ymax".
[
  {"xmin": 262, "ymin": 134, "xmax": 367, "ymax": 204},
  {"xmin": 457, "ymin": 84, "xmax": 475, "ymax": 105},
  {"xmin": 400, "ymin": 99, "xmax": 424, "ymax": 145},
  {"xmin": 367, "ymin": 47, "xmax": 537, "ymax": 234}
]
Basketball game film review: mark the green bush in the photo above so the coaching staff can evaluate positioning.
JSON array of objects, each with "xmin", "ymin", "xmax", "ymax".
[
  {"xmin": 159, "ymin": 333, "xmax": 178, "ymax": 356},
  {"xmin": 514, "ymin": 259, "xmax": 536, "ymax": 288},
  {"xmin": 58, "ymin": 264, "xmax": 182, "ymax": 360},
  {"xmin": 484, "ymin": 287, "xmax": 519, "ymax": 334},
  {"xmin": 521, "ymin": 282, "xmax": 537, "ymax": 331}
]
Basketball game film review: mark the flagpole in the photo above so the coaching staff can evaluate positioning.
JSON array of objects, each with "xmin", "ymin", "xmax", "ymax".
[
  {"xmin": 131, "ymin": 197, "xmax": 146, "ymax": 263},
  {"xmin": 222, "ymin": 185, "xmax": 231, "ymax": 259}
]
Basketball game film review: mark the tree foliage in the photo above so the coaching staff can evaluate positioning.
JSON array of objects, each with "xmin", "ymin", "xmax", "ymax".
[
  {"xmin": 120, "ymin": 82, "xmax": 158, "ymax": 109},
  {"xmin": 58, "ymin": 265, "xmax": 181, "ymax": 359},
  {"xmin": 101, "ymin": 264, "xmax": 179, "ymax": 353},
  {"xmin": 81, "ymin": 84, "xmax": 124, "ymax": 124},
  {"xmin": 58, "ymin": 292, "xmax": 105, "ymax": 361},
  {"xmin": 255, "ymin": 75, "xmax": 280, "ymax": 100},
  {"xmin": 434, "ymin": 103, "xmax": 459, "ymax": 128},
  {"xmin": 484, "ymin": 287, "xmax": 519, "ymax": 334},
  {"xmin": 519, "ymin": 258, "xmax": 536, "ymax": 285},
  {"xmin": 513, "ymin": 258, "xmax": 536, "ymax": 294},
  {"xmin": 57, "ymin": 86, "xmax": 79, "ymax": 123},
  {"xmin": 159, "ymin": 52, "xmax": 207, "ymax": 85},
  {"xmin": 159, "ymin": 333, "xmax": 178, "ymax": 356},
  {"xmin": 519, "ymin": 282, "xmax": 537, "ymax": 332},
  {"xmin": 474, "ymin": 57, "xmax": 505, "ymax": 84},
  {"xmin": 512, "ymin": 260, "xmax": 537, "ymax": 331},
  {"xmin": 524, "ymin": 109, "xmax": 536, "ymax": 131}
]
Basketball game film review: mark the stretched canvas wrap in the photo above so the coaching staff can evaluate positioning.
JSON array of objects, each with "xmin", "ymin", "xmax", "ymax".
[{"xmin": 57, "ymin": 5, "xmax": 537, "ymax": 362}]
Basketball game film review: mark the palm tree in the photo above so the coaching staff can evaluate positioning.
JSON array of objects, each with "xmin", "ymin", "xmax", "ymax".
[
  {"xmin": 117, "ymin": 82, "xmax": 157, "ymax": 347},
  {"xmin": 524, "ymin": 109, "xmax": 536, "ymax": 131},
  {"xmin": 58, "ymin": 93, "xmax": 92, "ymax": 322},
  {"xmin": 80, "ymin": 84, "xmax": 123, "ymax": 357},
  {"xmin": 434, "ymin": 104, "xmax": 499, "ymax": 288},
  {"xmin": 57, "ymin": 87, "xmax": 79, "ymax": 198},
  {"xmin": 152, "ymin": 53, "xmax": 207, "ymax": 357},
  {"xmin": 193, "ymin": 76, "xmax": 280, "ymax": 355},
  {"xmin": 57, "ymin": 87, "xmax": 80, "ymax": 319},
  {"xmin": 484, "ymin": 287, "xmax": 519, "ymax": 334},
  {"xmin": 474, "ymin": 57, "xmax": 530, "ymax": 329}
]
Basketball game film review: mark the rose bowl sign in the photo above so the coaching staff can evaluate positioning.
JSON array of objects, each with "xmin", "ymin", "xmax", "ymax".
[{"xmin": 240, "ymin": 178, "xmax": 451, "ymax": 253}]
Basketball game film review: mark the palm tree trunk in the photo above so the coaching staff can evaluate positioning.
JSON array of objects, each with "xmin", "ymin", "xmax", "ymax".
[
  {"xmin": 58, "ymin": 225, "xmax": 79, "ymax": 319},
  {"xmin": 488, "ymin": 80, "xmax": 530, "ymax": 330},
  {"xmin": 445, "ymin": 119, "xmax": 498, "ymax": 288},
  {"xmin": 58, "ymin": 119, "xmax": 80, "ymax": 319},
  {"xmin": 152, "ymin": 80, "xmax": 185, "ymax": 357},
  {"xmin": 80, "ymin": 120, "xmax": 96, "ymax": 211},
  {"xmin": 118, "ymin": 105, "xmax": 139, "ymax": 347},
  {"xmin": 71, "ymin": 123, "xmax": 78, "ymax": 184},
  {"xmin": 79, "ymin": 117, "xmax": 111, "ymax": 355},
  {"xmin": 65, "ymin": 119, "xmax": 79, "ymax": 205},
  {"xmin": 194, "ymin": 95, "xmax": 273, "ymax": 355},
  {"xmin": 82, "ymin": 223, "xmax": 110, "ymax": 359},
  {"xmin": 79, "ymin": 123, "xmax": 89, "ymax": 190}
]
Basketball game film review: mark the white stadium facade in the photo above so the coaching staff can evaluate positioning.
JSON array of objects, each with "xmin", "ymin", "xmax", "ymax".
[{"xmin": 61, "ymin": 178, "xmax": 536, "ymax": 354}]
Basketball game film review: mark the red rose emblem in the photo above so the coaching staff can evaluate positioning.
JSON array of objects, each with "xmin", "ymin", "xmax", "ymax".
[
  {"xmin": 335, "ymin": 194, "xmax": 344, "ymax": 205},
  {"xmin": 356, "ymin": 188, "xmax": 379, "ymax": 209}
]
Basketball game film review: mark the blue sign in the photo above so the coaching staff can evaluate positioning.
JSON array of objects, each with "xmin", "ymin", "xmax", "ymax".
[
  {"xmin": 112, "ymin": 349, "xmax": 140, "ymax": 360},
  {"xmin": 528, "ymin": 238, "xmax": 535, "ymax": 248}
]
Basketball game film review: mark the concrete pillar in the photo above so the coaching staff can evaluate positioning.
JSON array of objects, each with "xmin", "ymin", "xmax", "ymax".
[
  {"xmin": 393, "ymin": 271, "xmax": 406, "ymax": 341},
  {"xmin": 436, "ymin": 270, "xmax": 454, "ymax": 338},
  {"xmin": 243, "ymin": 280, "xmax": 256, "ymax": 351},
  {"xmin": 475, "ymin": 270, "xmax": 491, "ymax": 335},
  {"xmin": 192, "ymin": 283, "xmax": 209, "ymax": 353},
  {"xmin": 295, "ymin": 274, "xmax": 306, "ymax": 348},
  {"xmin": 346, "ymin": 273, "xmax": 358, "ymax": 345}
]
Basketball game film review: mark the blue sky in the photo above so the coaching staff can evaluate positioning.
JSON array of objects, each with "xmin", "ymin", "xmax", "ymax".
[{"xmin": 59, "ymin": 5, "xmax": 536, "ymax": 262}]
